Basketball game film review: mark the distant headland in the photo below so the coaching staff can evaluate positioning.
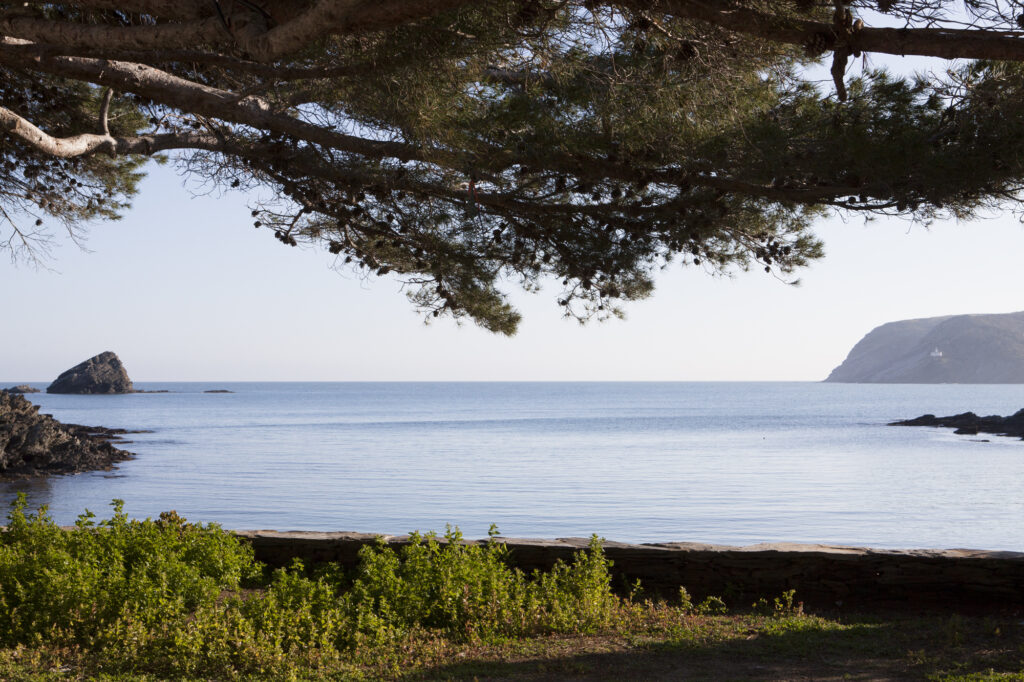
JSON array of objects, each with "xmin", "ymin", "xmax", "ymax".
[{"xmin": 826, "ymin": 311, "xmax": 1024, "ymax": 383}]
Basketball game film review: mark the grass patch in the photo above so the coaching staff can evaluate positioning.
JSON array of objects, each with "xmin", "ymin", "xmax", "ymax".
[{"xmin": 1, "ymin": 497, "xmax": 1023, "ymax": 680}]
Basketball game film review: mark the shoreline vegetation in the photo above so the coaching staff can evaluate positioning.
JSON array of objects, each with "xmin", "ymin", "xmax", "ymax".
[{"xmin": 0, "ymin": 500, "xmax": 1021, "ymax": 680}]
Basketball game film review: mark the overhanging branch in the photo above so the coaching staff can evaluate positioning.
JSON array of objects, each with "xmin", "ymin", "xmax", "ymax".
[
  {"xmin": 0, "ymin": 15, "xmax": 225, "ymax": 52},
  {"xmin": 0, "ymin": 104, "xmax": 224, "ymax": 156},
  {"xmin": 650, "ymin": 0, "xmax": 1024, "ymax": 62},
  {"xmin": 0, "ymin": 39, "xmax": 431, "ymax": 166},
  {"xmin": 0, "ymin": 42, "xmax": 367, "ymax": 81},
  {"xmin": 30, "ymin": 0, "xmax": 213, "ymax": 20},
  {"xmin": 237, "ymin": 0, "xmax": 478, "ymax": 61}
]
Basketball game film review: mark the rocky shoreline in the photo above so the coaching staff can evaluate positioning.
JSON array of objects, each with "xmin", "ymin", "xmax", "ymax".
[
  {"xmin": 0, "ymin": 392, "xmax": 140, "ymax": 480},
  {"xmin": 890, "ymin": 408, "xmax": 1024, "ymax": 439}
]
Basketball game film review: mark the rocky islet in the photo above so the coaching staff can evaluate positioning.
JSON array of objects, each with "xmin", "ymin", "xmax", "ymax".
[{"xmin": 47, "ymin": 351, "xmax": 133, "ymax": 394}]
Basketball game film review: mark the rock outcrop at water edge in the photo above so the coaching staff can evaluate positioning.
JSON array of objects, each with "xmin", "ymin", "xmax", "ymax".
[
  {"xmin": 47, "ymin": 351, "xmax": 133, "ymax": 394},
  {"xmin": 0, "ymin": 391, "xmax": 134, "ymax": 479},
  {"xmin": 2, "ymin": 385, "xmax": 40, "ymax": 394},
  {"xmin": 890, "ymin": 409, "xmax": 1024, "ymax": 439}
]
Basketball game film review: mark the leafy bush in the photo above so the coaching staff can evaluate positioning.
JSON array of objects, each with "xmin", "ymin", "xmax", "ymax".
[
  {"xmin": 343, "ymin": 527, "xmax": 616, "ymax": 643},
  {"xmin": 0, "ymin": 496, "xmax": 258, "ymax": 648},
  {"xmin": 0, "ymin": 501, "xmax": 622, "ymax": 678}
]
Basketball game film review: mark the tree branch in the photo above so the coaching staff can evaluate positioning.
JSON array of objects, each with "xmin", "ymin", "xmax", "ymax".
[
  {"xmin": 14, "ymin": 2, "xmax": 1024, "ymax": 74},
  {"xmin": 0, "ymin": 41, "xmax": 366, "ymax": 81},
  {"xmin": 0, "ymin": 15, "xmax": 225, "ymax": 52},
  {"xmin": 650, "ymin": 0, "xmax": 1024, "ymax": 62},
  {"xmin": 98, "ymin": 87, "xmax": 113, "ymax": 136},
  {"xmin": 0, "ymin": 85, "xmax": 883, "ymax": 209},
  {"xmin": 831, "ymin": 46, "xmax": 850, "ymax": 102},
  {"xmin": 1, "ymin": 104, "xmax": 113, "ymax": 157},
  {"xmin": 648, "ymin": 0, "xmax": 820, "ymax": 46},
  {"xmin": 0, "ymin": 39, "xmax": 430, "ymax": 165},
  {"xmin": 31, "ymin": 0, "xmax": 214, "ymax": 20},
  {"xmin": 238, "ymin": 0, "xmax": 478, "ymax": 61},
  {"xmin": 0, "ymin": 104, "xmax": 224, "ymax": 157}
]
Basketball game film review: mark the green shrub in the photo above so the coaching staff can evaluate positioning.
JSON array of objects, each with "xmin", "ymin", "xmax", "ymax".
[
  {"xmin": 0, "ymin": 496, "xmax": 259, "ymax": 647},
  {"xmin": 344, "ymin": 527, "xmax": 616, "ymax": 642},
  {"xmin": 0, "ymin": 502, "xmax": 622, "ymax": 678},
  {"xmin": 694, "ymin": 595, "xmax": 728, "ymax": 615}
]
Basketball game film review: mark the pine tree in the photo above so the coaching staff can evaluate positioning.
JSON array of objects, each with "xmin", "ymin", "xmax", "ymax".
[{"xmin": 3, "ymin": 1, "xmax": 1024, "ymax": 332}]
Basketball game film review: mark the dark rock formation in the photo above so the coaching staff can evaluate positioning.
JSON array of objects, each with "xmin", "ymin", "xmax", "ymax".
[
  {"xmin": 203, "ymin": 389, "xmax": 234, "ymax": 393},
  {"xmin": 826, "ymin": 311, "xmax": 1024, "ymax": 383},
  {"xmin": 890, "ymin": 409, "xmax": 1024, "ymax": 439},
  {"xmin": 47, "ymin": 351, "xmax": 133, "ymax": 394},
  {"xmin": 0, "ymin": 392, "xmax": 134, "ymax": 479},
  {"xmin": 2, "ymin": 385, "xmax": 40, "ymax": 394}
]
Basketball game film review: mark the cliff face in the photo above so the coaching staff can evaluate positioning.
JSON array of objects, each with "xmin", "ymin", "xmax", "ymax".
[{"xmin": 826, "ymin": 311, "xmax": 1024, "ymax": 383}]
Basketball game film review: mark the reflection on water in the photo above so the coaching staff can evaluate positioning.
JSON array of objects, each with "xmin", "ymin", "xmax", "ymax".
[
  {"xmin": 2, "ymin": 475, "xmax": 53, "ymax": 498},
  {"xmin": 3, "ymin": 381, "xmax": 1024, "ymax": 549},
  {"xmin": 1, "ymin": 475, "xmax": 52, "ymax": 522}
]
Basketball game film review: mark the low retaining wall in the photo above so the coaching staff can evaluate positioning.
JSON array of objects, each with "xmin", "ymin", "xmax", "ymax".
[{"xmin": 233, "ymin": 531, "xmax": 1024, "ymax": 611}]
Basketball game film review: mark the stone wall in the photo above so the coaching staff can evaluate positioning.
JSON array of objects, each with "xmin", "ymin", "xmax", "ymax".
[{"xmin": 234, "ymin": 531, "xmax": 1024, "ymax": 611}]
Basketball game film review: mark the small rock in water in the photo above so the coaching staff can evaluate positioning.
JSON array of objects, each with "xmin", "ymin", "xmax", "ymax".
[{"xmin": 1, "ymin": 385, "xmax": 40, "ymax": 394}]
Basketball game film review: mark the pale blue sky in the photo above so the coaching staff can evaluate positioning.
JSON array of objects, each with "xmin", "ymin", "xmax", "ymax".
[{"xmin": 2, "ymin": 161, "xmax": 1023, "ymax": 383}]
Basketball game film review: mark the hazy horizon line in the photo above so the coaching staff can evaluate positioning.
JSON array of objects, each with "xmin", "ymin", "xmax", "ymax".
[{"xmin": 5, "ymin": 378, "xmax": 827, "ymax": 384}]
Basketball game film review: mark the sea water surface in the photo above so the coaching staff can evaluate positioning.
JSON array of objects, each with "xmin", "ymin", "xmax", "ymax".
[{"xmin": 2, "ymin": 382, "xmax": 1023, "ymax": 550}]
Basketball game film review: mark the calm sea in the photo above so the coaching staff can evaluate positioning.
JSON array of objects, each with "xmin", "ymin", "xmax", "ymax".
[{"xmin": 2, "ymin": 382, "xmax": 1023, "ymax": 550}]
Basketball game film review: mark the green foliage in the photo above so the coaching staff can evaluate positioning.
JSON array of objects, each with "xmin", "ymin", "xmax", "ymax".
[
  {"xmin": 3, "ymin": 504, "xmax": 1019, "ymax": 680},
  {"xmin": 678, "ymin": 585, "xmax": 694, "ymax": 611},
  {"xmin": 752, "ymin": 589, "xmax": 803, "ymax": 617},
  {"xmin": 0, "ymin": 1, "xmax": 922, "ymax": 331},
  {"xmin": 0, "ymin": 70, "xmax": 146, "ymax": 260},
  {"xmin": 344, "ymin": 528, "xmax": 616, "ymax": 643},
  {"xmin": 14, "ymin": 2, "xmax": 1024, "ymax": 331},
  {"xmin": 0, "ymin": 502, "xmax": 619, "ymax": 677},
  {"xmin": 0, "ymin": 497, "xmax": 258, "ymax": 648},
  {"xmin": 694, "ymin": 595, "xmax": 729, "ymax": 615}
]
